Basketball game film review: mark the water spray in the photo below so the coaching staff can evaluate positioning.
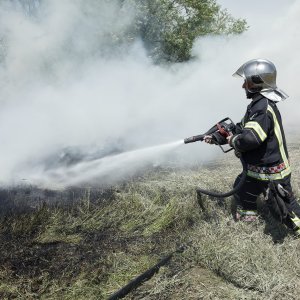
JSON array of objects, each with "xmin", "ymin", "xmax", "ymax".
[{"xmin": 29, "ymin": 140, "xmax": 183, "ymax": 187}]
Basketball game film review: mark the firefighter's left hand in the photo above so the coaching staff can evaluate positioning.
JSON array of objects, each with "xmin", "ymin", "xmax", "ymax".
[{"xmin": 204, "ymin": 135, "xmax": 214, "ymax": 144}]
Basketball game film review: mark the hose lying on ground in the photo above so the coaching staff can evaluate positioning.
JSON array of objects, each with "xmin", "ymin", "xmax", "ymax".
[
  {"xmin": 197, "ymin": 158, "xmax": 247, "ymax": 198},
  {"xmin": 108, "ymin": 245, "xmax": 186, "ymax": 300}
]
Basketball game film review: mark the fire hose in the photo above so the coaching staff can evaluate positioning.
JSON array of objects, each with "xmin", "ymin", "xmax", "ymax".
[
  {"xmin": 196, "ymin": 157, "xmax": 247, "ymax": 198},
  {"xmin": 108, "ymin": 245, "xmax": 187, "ymax": 300}
]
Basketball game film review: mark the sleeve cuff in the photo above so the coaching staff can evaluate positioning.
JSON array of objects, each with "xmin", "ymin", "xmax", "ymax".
[{"xmin": 230, "ymin": 134, "xmax": 240, "ymax": 150}]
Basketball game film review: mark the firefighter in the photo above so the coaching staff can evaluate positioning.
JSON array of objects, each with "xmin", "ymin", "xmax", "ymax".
[{"xmin": 207, "ymin": 59, "xmax": 300, "ymax": 235}]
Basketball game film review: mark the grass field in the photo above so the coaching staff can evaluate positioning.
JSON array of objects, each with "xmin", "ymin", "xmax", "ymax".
[{"xmin": 0, "ymin": 141, "xmax": 300, "ymax": 299}]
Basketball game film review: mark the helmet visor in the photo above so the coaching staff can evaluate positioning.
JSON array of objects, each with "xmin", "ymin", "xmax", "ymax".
[{"xmin": 232, "ymin": 65, "xmax": 245, "ymax": 79}]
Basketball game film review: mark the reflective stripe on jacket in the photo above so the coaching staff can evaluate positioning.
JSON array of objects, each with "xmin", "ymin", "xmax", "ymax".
[{"xmin": 231, "ymin": 94, "xmax": 291, "ymax": 181}]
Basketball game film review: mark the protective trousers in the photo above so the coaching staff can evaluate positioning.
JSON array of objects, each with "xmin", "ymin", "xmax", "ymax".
[{"xmin": 234, "ymin": 174, "xmax": 300, "ymax": 230}]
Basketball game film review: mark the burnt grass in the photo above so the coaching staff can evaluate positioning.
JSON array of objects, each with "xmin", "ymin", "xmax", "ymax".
[
  {"xmin": 0, "ymin": 187, "xmax": 112, "ymax": 298},
  {"xmin": 0, "ymin": 185, "xmax": 179, "ymax": 299}
]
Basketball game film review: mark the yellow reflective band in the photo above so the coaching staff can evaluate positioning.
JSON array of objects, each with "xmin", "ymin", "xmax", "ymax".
[
  {"xmin": 267, "ymin": 105, "xmax": 290, "ymax": 171},
  {"xmin": 247, "ymin": 167, "xmax": 291, "ymax": 181},
  {"xmin": 291, "ymin": 217, "xmax": 300, "ymax": 226},
  {"xmin": 244, "ymin": 121, "xmax": 267, "ymax": 142}
]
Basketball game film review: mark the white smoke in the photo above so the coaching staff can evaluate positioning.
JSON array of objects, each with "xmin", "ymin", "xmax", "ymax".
[{"xmin": 0, "ymin": 0, "xmax": 299, "ymax": 187}]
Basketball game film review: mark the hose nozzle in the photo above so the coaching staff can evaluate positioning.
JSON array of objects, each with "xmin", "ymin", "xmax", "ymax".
[{"xmin": 184, "ymin": 134, "xmax": 205, "ymax": 144}]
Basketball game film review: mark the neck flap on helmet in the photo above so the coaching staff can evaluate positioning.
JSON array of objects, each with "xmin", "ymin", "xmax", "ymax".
[{"xmin": 260, "ymin": 88, "xmax": 289, "ymax": 102}]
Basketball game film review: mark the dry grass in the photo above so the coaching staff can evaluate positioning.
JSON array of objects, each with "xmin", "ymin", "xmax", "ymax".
[{"xmin": 0, "ymin": 140, "xmax": 300, "ymax": 299}]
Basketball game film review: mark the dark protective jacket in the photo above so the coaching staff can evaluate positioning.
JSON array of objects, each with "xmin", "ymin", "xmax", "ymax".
[{"xmin": 230, "ymin": 93, "xmax": 291, "ymax": 181}]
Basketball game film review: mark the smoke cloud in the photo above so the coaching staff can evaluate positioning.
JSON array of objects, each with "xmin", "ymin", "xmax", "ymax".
[{"xmin": 0, "ymin": 0, "xmax": 299, "ymax": 187}]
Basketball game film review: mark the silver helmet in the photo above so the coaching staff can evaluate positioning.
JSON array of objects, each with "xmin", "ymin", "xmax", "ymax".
[{"xmin": 233, "ymin": 58, "xmax": 288, "ymax": 102}]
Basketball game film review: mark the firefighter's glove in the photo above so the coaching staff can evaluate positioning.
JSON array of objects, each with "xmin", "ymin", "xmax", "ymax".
[
  {"xmin": 211, "ymin": 132, "xmax": 227, "ymax": 145},
  {"xmin": 266, "ymin": 181, "xmax": 293, "ymax": 223},
  {"xmin": 203, "ymin": 135, "xmax": 214, "ymax": 144}
]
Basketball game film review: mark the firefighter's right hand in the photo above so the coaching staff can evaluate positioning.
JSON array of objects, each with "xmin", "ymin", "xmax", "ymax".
[{"xmin": 204, "ymin": 135, "xmax": 214, "ymax": 144}]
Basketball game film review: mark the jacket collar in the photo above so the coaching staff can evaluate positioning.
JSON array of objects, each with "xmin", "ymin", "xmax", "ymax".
[{"xmin": 251, "ymin": 93, "xmax": 265, "ymax": 103}]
